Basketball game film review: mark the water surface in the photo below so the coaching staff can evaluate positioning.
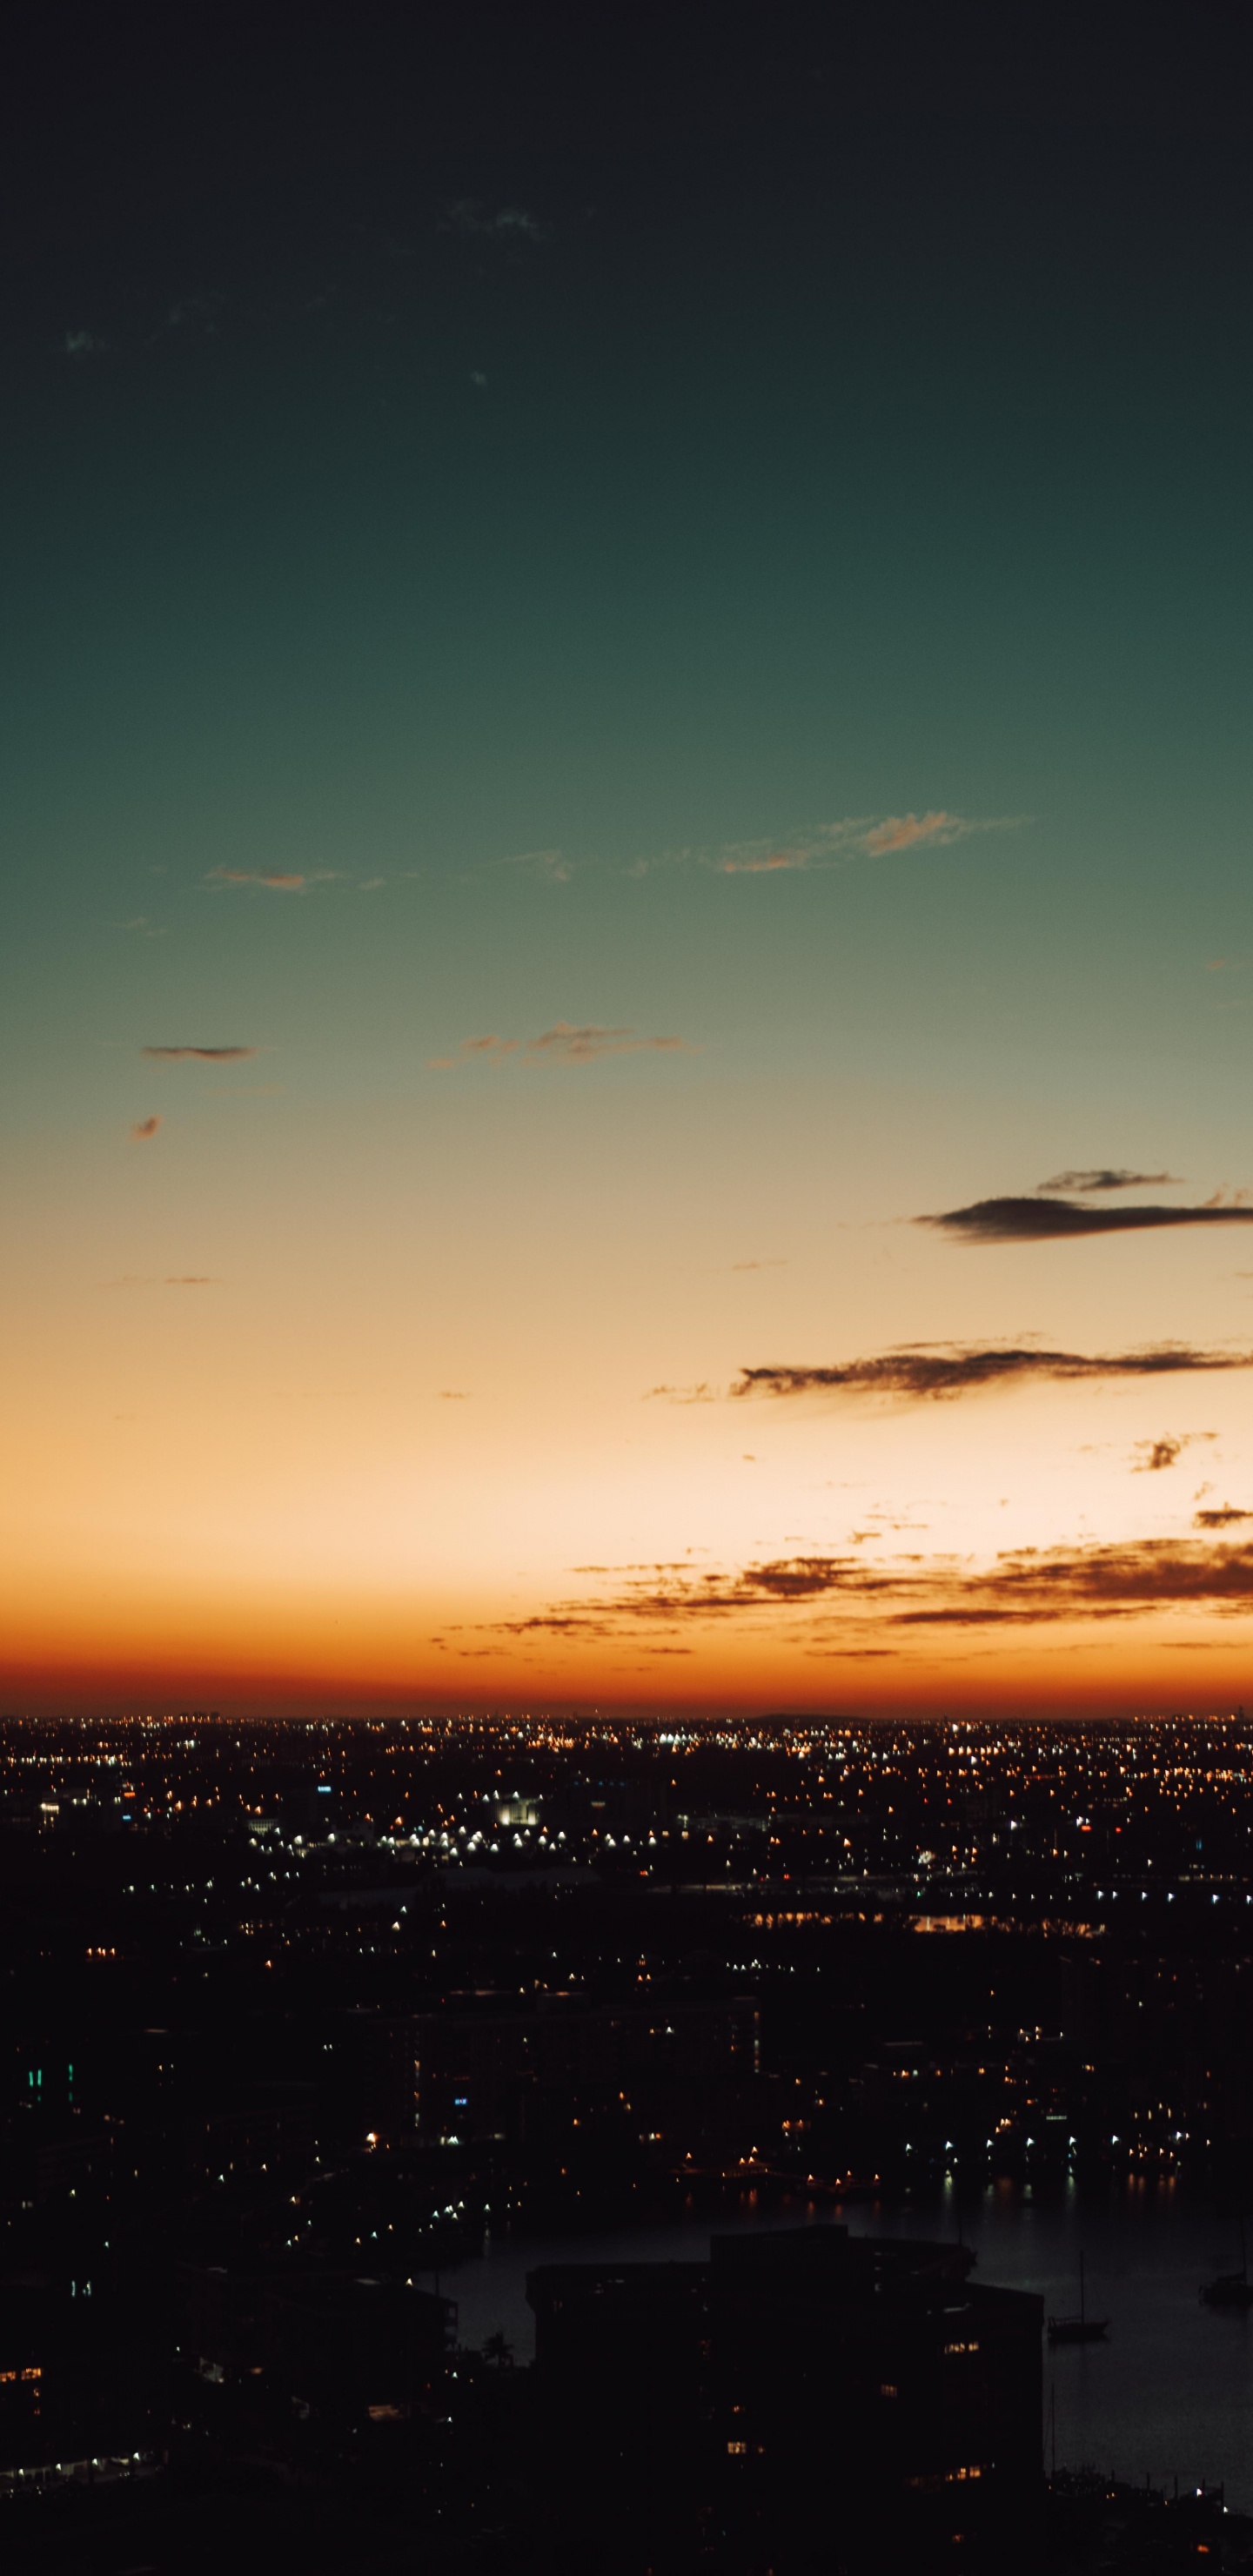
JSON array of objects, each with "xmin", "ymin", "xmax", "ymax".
[{"xmin": 443, "ymin": 2180, "xmax": 1253, "ymax": 2506}]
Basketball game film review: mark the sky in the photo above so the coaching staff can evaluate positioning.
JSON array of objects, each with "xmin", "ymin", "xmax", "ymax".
[{"xmin": 3, "ymin": 8, "xmax": 1253, "ymax": 1716}]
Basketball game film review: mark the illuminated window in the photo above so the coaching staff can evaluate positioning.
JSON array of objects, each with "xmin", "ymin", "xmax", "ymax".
[
  {"xmin": 880, "ymin": 2383, "xmax": 899, "ymax": 2398},
  {"xmin": 727, "ymin": 2439, "xmax": 748, "ymax": 2456}
]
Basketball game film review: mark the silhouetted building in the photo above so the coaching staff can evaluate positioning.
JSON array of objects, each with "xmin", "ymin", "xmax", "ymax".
[
  {"xmin": 528, "ymin": 2225, "xmax": 1042, "ymax": 2573},
  {"xmin": 320, "ymin": 2009, "xmax": 418, "ymax": 2145}
]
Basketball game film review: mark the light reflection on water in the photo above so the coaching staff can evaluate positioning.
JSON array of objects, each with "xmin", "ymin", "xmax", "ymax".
[{"xmin": 444, "ymin": 2177, "xmax": 1253, "ymax": 2506}]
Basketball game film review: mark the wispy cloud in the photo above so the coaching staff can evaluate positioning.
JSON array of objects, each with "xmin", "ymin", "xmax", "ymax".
[
  {"xmin": 142, "ymin": 1044, "xmax": 258, "ymax": 1062},
  {"xmin": 715, "ymin": 845, "xmax": 814, "ymax": 875},
  {"xmin": 502, "ymin": 848, "xmax": 573, "ymax": 883},
  {"xmin": 112, "ymin": 916, "xmax": 165, "ymax": 937},
  {"xmin": 731, "ymin": 1258, "xmax": 788, "ymax": 1272},
  {"xmin": 130, "ymin": 1116, "xmax": 161, "ymax": 1141},
  {"xmin": 164, "ymin": 1276, "xmax": 218, "ymax": 1286},
  {"xmin": 206, "ymin": 869, "xmax": 335, "ymax": 894},
  {"xmin": 430, "ymin": 1035, "xmax": 517, "ymax": 1067},
  {"xmin": 441, "ymin": 200, "xmax": 549, "ymax": 242},
  {"xmin": 430, "ymin": 1023, "xmax": 696, "ymax": 1070},
  {"xmin": 492, "ymin": 813, "xmax": 1026, "ymax": 885},
  {"xmin": 732, "ymin": 1344, "xmax": 1250, "ymax": 1403},
  {"xmin": 711, "ymin": 812, "xmax": 1025, "ymax": 875},
  {"xmin": 63, "ymin": 329, "xmax": 104, "ymax": 356},
  {"xmin": 1195, "ymin": 1506, "xmax": 1253, "ymax": 1528},
  {"xmin": 430, "ymin": 1031, "xmax": 500, "ymax": 1066},
  {"xmin": 921, "ymin": 1195, "xmax": 1253, "ymax": 1243},
  {"xmin": 529, "ymin": 1023, "xmax": 692, "ymax": 1063},
  {"xmin": 646, "ymin": 1384, "xmax": 720, "ymax": 1405},
  {"xmin": 164, "ymin": 292, "xmax": 225, "ymax": 335},
  {"xmin": 864, "ymin": 810, "xmax": 982, "ymax": 855},
  {"xmin": 1038, "ymin": 1168, "xmax": 1183, "ymax": 1194}
]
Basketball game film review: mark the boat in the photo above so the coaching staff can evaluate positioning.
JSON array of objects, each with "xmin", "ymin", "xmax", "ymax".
[
  {"xmin": 1047, "ymin": 2253, "xmax": 1109, "ymax": 2345},
  {"xmin": 1201, "ymin": 2222, "xmax": 1253, "ymax": 2310}
]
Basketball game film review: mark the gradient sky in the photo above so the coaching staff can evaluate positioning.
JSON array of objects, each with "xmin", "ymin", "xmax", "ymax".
[{"xmin": 3, "ymin": 15, "xmax": 1252, "ymax": 1714}]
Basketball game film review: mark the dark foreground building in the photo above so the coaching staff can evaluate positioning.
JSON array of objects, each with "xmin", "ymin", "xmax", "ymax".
[{"xmin": 528, "ymin": 2225, "xmax": 1042, "ymax": 2574}]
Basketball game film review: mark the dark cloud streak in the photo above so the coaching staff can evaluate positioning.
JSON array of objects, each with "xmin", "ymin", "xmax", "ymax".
[
  {"xmin": 1136, "ymin": 1438, "xmax": 1183, "ymax": 1472},
  {"xmin": 921, "ymin": 1196, "xmax": 1253, "ymax": 1242},
  {"xmin": 497, "ymin": 1532, "xmax": 1253, "ymax": 1644},
  {"xmin": 1038, "ymin": 1168, "xmax": 1182, "ymax": 1193},
  {"xmin": 734, "ymin": 1344, "xmax": 1250, "ymax": 1403}
]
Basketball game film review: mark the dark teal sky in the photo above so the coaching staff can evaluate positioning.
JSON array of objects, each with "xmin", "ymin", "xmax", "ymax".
[{"xmin": 4, "ymin": 117, "xmax": 1250, "ymax": 1104}]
